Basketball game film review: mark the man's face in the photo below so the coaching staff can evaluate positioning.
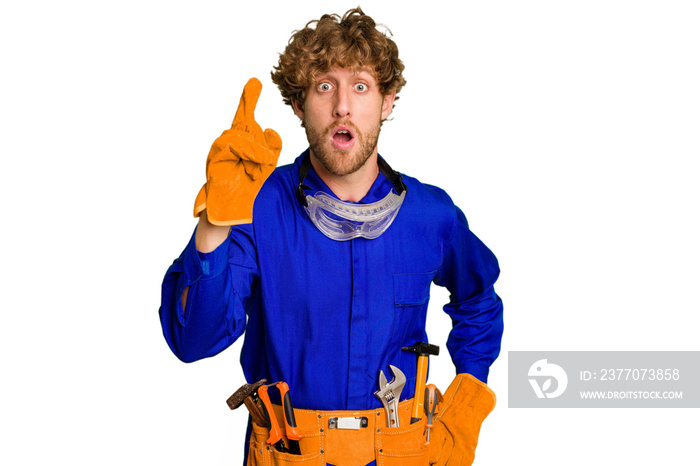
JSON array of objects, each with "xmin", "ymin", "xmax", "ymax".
[{"xmin": 293, "ymin": 67, "xmax": 396, "ymax": 177}]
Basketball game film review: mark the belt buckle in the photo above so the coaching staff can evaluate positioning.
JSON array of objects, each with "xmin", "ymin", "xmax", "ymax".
[{"xmin": 328, "ymin": 416, "xmax": 369, "ymax": 430}]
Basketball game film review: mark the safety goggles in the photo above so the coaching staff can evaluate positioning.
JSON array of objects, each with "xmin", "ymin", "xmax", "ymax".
[{"xmin": 295, "ymin": 155, "xmax": 407, "ymax": 241}]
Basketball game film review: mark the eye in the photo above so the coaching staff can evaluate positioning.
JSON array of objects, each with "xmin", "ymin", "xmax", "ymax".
[
  {"xmin": 318, "ymin": 82, "xmax": 333, "ymax": 92},
  {"xmin": 354, "ymin": 83, "xmax": 368, "ymax": 92}
]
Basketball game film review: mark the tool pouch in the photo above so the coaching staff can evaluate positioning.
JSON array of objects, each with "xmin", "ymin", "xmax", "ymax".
[
  {"xmin": 246, "ymin": 399, "xmax": 429, "ymax": 466},
  {"xmin": 428, "ymin": 374, "xmax": 496, "ymax": 466}
]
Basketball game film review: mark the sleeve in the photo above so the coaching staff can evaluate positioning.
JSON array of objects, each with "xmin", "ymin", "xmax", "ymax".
[
  {"xmin": 433, "ymin": 206, "xmax": 504, "ymax": 383},
  {"xmin": 158, "ymin": 223, "xmax": 259, "ymax": 363}
]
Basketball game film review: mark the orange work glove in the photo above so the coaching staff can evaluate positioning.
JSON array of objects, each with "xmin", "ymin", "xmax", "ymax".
[
  {"xmin": 428, "ymin": 374, "xmax": 496, "ymax": 466},
  {"xmin": 193, "ymin": 78, "xmax": 282, "ymax": 225}
]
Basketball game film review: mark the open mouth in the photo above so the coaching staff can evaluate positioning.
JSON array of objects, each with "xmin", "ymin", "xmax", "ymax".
[
  {"xmin": 331, "ymin": 126, "xmax": 356, "ymax": 149},
  {"xmin": 334, "ymin": 130, "xmax": 352, "ymax": 143}
]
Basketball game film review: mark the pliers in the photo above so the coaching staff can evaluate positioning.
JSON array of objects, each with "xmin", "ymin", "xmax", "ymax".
[{"xmin": 258, "ymin": 382, "xmax": 303, "ymax": 455}]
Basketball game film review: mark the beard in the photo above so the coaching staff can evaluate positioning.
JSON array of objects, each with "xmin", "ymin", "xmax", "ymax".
[{"xmin": 304, "ymin": 118, "xmax": 381, "ymax": 177}]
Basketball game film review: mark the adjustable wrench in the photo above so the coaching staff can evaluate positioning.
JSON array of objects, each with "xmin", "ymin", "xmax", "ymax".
[{"xmin": 374, "ymin": 365, "xmax": 406, "ymax": 428}]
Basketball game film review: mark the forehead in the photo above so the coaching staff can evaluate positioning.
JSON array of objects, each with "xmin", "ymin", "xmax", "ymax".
[{"xmin": 313, "ymin": 66, "xmax": 378, "ymax": 83}]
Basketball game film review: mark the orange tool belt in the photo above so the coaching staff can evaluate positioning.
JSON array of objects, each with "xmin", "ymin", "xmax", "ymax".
[{"xmin": 246, "ymin": 374, "xmax": 495, "ymax": 466}]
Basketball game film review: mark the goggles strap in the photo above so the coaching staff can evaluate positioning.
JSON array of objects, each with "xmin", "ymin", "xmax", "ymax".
[{"xmin": 295, "ymin": 153, "xmax": 407, "ymax": 207}]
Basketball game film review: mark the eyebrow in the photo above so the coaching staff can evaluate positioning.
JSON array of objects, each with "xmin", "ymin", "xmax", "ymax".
[{"xmin": 314, "ymin": 69, "xmax": 376, "ymax": 83}]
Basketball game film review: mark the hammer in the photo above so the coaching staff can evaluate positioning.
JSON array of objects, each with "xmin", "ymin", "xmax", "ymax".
[
  {"xmin": 226, "ymin": 379, "xmax": 268, "ymax": 427},
  {"xmin": 402, "ymin": 342, "xmax": 439, "ymax": 424}
]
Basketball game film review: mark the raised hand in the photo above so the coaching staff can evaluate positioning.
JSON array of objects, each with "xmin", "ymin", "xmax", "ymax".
[{"xmin": 194, "ymin": 78, "xmax": 282, "ymax": 225}]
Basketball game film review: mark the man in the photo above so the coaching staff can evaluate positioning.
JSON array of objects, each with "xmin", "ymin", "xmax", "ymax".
[{"xmin": 160, "ymin": 8, "xmax": 503, "ymax": 466}]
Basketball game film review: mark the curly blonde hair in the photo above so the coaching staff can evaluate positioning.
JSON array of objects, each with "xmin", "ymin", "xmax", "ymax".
[{"xmin": 271, "ymin": 7, "xmax": 406, "ymax": 110}]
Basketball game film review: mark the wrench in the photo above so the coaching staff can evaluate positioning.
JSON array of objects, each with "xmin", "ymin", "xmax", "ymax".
[{"xmin": 374, "ymin": 365, "xmax": 406, "ymax": 428}]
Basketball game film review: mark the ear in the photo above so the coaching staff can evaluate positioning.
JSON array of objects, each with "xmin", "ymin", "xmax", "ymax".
[
  {"xmin": 381, "ymin": 91, "xmax": 396, "ymax": 120},
  {"xmin": 291, "ymin": 99, "xmax": 305, "ymax": 120}
]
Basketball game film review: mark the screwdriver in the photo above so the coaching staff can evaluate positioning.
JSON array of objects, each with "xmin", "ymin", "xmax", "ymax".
[{"xmin": 424, "ymin": 384, "xmax": 442, "ymax": 443}]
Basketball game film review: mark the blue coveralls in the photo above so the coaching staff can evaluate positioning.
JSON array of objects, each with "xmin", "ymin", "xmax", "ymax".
[{"xmin": 159, "ymin": 151, "xmax": 503, "ymax": 460}]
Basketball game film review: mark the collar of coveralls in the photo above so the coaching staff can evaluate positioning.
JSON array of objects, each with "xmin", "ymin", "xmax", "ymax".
[{"xmin": 294, "ymin": 149, "xmax": 407, "ymax": 208}]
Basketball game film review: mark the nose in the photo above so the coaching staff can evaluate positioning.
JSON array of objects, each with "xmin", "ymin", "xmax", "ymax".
[{"xmin": 333, "ymin": 87, "xmax": 351, "ymax": 118}]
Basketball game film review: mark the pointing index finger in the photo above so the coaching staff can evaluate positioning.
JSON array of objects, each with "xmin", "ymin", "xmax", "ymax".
[{"xmin": 231, "ymin": 77, "xmax": 263, "ymax": 128}]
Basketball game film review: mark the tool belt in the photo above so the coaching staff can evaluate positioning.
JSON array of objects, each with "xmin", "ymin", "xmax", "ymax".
[
  {"xmin": 247, "ymin": 398, "xmax": 424, "ymax": 466},
  {"xmin": 244, "ymin": 374, "xmax": 495, "ymax": 466}
]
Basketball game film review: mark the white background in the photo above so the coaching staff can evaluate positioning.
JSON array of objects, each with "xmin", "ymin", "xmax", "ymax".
[{"xmin": 2, "ymin": 1, "xmax": 698, "ymax": 464}]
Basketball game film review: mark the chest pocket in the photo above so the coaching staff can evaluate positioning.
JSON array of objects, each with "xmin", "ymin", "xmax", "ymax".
[
  {"xmin": 393, "ymin": 272, "xmax": 434, "ymax": 307},
  {"xmin": 392, "ymin": 271, "xmax": 435, "ymax": 350}
]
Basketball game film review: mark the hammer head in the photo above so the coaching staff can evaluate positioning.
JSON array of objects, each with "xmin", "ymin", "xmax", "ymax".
[
  {"xmin": 226, "ymin": 379, "xmax": 267, "ymax": 410},
  {"xmin": 402, "ymin": 342, "xmax": 439, "ymax": 357}
]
